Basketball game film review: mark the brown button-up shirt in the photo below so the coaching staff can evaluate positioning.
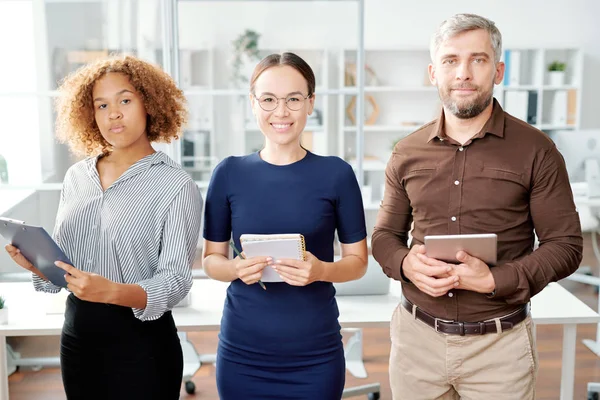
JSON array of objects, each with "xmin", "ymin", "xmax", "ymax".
[{"xmin": 372, "ymin": 99, "xmax": 583, "ymax": 321}]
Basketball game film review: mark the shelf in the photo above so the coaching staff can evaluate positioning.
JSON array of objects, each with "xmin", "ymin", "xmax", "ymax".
[
  {"xmin": 245, "ymin": 125, "xmax": 324, "ymax": 132},
  {"xmin": 343, "ymin": 125, "xmax": 421, "ymax": 132},
  {"xmin": 542, "ymin": 85, "xmax": 578, "ymax": 91},
  {"xmin": 502, "ymin": 85, "xmax": 539, "ymax": 91},
  {"xmin": 184, "ymin": 86, "xmax": 326, "ymax": 97},
  {"xmin": 538, "ymin": 124, "xmax": 577, "ymax": 131},
  {"xmin": 342, "ymin": 85, "xmax": 437, "ymax": 93},
  {"xmin": 501, "ymin": 85, "xmax": 578, "ymax": 91}
]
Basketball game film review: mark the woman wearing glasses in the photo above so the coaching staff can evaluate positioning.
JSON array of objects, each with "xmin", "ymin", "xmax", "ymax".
[{"xmin": 202, "ymin": 52, "xmax": 368, "ymax": 399}]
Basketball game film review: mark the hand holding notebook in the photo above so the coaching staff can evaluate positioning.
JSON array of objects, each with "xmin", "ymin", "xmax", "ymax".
[{"xmin": 240, "ymin": 234, "xmax": 306, "ymax": 283}]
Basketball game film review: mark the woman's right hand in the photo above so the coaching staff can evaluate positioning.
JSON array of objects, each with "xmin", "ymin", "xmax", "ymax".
[
  {"xmin": 233, "ymin": 255, "xmax": 272, "ymax": 285},
  {"xmin": 4, "ymin": 244, "xmax": 49, "ymax": 281}
]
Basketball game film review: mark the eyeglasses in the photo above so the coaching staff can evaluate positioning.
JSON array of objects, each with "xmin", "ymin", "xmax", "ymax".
[{"xmin": 253, "ymin": 93, "xmax": 311, "ymax": 112}]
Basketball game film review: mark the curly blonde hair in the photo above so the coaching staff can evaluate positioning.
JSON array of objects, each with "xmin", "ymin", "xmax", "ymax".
[{"xmin": 55, "ymin": 54, "xmax": 188, "ymax": 157}]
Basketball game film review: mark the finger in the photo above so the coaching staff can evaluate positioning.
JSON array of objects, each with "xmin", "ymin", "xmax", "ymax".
[
  {"xmin": 11, "ymin": 253, "xmax": 35, "ymax": 271},
  {"xmin": 413, "ymin": 262, "xmax": 454, "ymax": 278},
  {"xmin": 414, "ymin": 277, "xmax": 455, "ymax": 297},
  {"xmin": 277, "ymin": 271, "xmax": 304, "ymax": 286},
  {"xmin": 273, "ymin": 264, "xmax": 307, "ymax": 278},
  {"xmin": 54, "ymin": 261, "xmax": 79, "ymax": 276},
  {"xmin": 456, "ymin": 251, "xmax": 477, "ymax": 265},
  {"xmin": 238, "ymin": 262, "xmax": 268, "ymax": 276},
  {"xmin": 277, "ymin": 269, "xmax": 306, "ymax": 283},
  {"xmin": 5, "ymin": 245, "xmax": 21, "ymax": 259},
  {"xmin": 67, "ymin": 284, "xmax": 80, "ymax": 296},
  {"xmin": 249, "ymin": 256, "xmax": 272, "ymax": 263},
  {"xmin": 64, "ymin": 273, "xmax": 78, "ymax": 286},
  {"xmin": 275, "ymin": 258, "xmax": 303, "ymax": 268},
  {"xmin": 411, "ymin": 244, "xmax": 426, "ymax": 254},
  {"xmin": 243, "ymin": 257, "xmax": 272, "ymax": 266},
  {"xmin": 243, "ymin": 272, "xmax": 264, "ymax": 285},
  {"xmin": 419, "ymin": 284, "xmax": 450, "ymax": 298},
  {"xmin": 417, "ymin": 274, "xmax": 459, "ymax": 290},
  {"xmin": 416, "ymin": 253, "xmax": 451, "ymax": 267},
  {"xmin": 415, "ymin": 283, "xmax": 438, "ymax": 297}
]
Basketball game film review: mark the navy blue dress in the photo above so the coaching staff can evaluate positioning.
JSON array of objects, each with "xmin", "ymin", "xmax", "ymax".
[{"xmin": 203, "ymin": 151, "xmax": 367, "ymax": 400}]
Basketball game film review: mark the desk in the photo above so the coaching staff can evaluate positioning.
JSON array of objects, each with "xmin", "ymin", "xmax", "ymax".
[
  {"xmin": 0, "ymin": 281, "xmax": 598, "ymax": 400},
  {"xmin": 568, "ymin": 195, "xmax": 600, "ymax": 359}
]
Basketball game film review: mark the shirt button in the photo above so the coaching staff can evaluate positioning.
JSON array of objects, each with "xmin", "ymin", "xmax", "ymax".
[
  {"xmin": 454, "ymin": 180, "xmax": 460, "ymax": 185},
  {"xmin": 451, "ymin": 216, "xmax": 457, "ymax": 221},
  {"xmin": 459, "ymin": 147, "xmax": 464, "ymax": 151},
  {"xmin": 448, "ymin": 292, "xmax": 454, "ymax": 297}
]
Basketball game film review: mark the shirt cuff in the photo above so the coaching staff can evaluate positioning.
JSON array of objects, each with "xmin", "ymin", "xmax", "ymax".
[
  {"xmin": 392, "ymin": 248, "xmax": 411, "ymax": 282},
  {"xmin": 490, "ymin": 263, "xmax": 519, "ymax": 298},
  {"xmin": 32, "ymin": 273, "xmax": 62, "ymax": 293},
  {"xmin": 132, "ymin": 279, "xmax": 168, "ymax": 321}
]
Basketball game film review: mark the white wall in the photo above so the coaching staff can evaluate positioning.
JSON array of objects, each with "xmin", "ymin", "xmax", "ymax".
[{"xmin": 177, "ymin": 0, "xmax": 600, "ymax": 129}]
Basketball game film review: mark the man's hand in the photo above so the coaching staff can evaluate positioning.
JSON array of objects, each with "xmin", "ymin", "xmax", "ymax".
[
  {"xmin": 402, "ymin": 245, "xmax": 459, "ymax": 297},
  {"xmin": 447, "ymin": 251, "xmax": 496, "ymax": 294}
]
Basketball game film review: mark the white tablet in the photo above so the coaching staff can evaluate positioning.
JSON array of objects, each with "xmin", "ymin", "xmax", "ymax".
[{"xmin": 424, "ymin": 233, "xmax": 497, "ymax": 266}]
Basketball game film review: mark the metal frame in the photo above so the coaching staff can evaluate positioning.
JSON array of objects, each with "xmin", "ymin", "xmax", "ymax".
[{"xmin": 162, "ymin": 0, "xmax": 367, "ymax": 185}]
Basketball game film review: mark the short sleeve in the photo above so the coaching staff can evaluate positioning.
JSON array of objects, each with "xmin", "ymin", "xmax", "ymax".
[
  {"xmin": 203, "ymin": 157, "xmax": 232, "ymax": 242},
  {"xmin": 334, "ymin": 161, "xmax": 367, "ymax": 244}
]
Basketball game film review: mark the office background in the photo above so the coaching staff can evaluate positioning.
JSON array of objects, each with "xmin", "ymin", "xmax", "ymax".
[{"xmin": 1, "ymin": 0, "xmax": 600, "ymax": 398}]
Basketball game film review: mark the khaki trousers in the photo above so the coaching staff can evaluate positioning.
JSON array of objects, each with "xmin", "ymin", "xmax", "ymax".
[{"xmin": 389, "ymin": 303, "xmax": 538, "ymax": 400}]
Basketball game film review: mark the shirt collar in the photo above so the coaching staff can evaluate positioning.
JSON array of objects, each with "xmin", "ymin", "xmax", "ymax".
[
  {"xmin": 85, "ymin": 151, "xmax": 175, "ymax": 189},
  {"xmin": 427, "ymin": 97, "xmax": 505, "ymax": 143}
]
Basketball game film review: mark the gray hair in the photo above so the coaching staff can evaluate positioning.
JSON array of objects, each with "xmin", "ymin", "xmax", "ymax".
[{"xmin": 430, "ymin": 13, "xmax": 502, "ymax": 63}]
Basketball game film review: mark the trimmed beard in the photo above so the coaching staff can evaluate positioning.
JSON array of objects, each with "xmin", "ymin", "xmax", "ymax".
[{"xmin": 441, "ymin": 82, "xmax": 494, "ymax": 119}]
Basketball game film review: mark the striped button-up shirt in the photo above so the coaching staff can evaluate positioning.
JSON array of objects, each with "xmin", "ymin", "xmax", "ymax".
[{"xmin": 33, "ymin": 151, "xmax": 202, "ymax": 321}]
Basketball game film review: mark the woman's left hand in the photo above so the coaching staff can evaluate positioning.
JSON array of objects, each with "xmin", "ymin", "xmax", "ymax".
[
  {"xmin": 273, "ymin": 251, "xmax": 325, "ymax": 286},
  {"xmin": 55, "ymin": 261, "xmax": 116, "ymax": 303}
]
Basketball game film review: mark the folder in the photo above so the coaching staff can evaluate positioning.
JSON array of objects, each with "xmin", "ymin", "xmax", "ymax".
[
  {"xmin": 240, "ymin": 234, "xmax": 306, "ymax": 283},
  {"xmin": 0, "ymin": 217, "xmax": 70, "ymax": 288}
]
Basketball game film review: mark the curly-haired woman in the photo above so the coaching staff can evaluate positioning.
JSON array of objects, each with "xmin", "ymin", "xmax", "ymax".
[{"xmin": 5, "ymin": 54, "xmax": 202, "ymax": 400}]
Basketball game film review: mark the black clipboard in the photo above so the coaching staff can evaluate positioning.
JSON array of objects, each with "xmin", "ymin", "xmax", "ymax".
[{"xmin": 0, "ymin": 217, "xmax": 70, "ymax": 288}]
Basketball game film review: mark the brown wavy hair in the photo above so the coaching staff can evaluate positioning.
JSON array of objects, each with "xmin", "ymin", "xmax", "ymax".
[
  {"xmin": 250, "ymin": 52, "xmax": 316, "ymax": 97},
  {"xmin": 55, "ymin": 54, "xmax": 188, "ymax": 157}
]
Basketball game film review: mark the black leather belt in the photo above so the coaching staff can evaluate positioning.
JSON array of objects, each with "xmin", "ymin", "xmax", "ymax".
[{"xmin": 401, "ymin": 296, "xmax": 530, "ymax": 336}]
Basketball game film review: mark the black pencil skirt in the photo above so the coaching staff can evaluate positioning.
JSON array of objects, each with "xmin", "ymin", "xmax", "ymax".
[{"xmin": 60, "ymin": 293, "xmax": 183, "ymax": 400}]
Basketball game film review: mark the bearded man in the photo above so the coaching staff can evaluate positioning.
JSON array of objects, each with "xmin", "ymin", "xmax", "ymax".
[{"xmin": 372, "ymin": 13, "xmax": 582, "ymax": 400}]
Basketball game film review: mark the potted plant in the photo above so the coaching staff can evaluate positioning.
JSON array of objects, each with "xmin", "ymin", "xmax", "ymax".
[
  {"xmin": 231, "ymin": 29, "xmax": 261, "ymax": 89},
  {"xmin": 0, "ymin": 296, "xmax": 7, "ymax": 325},
  {"xmin": 548, "ymin": 61, "xmax": 567, "ymax": 86}
]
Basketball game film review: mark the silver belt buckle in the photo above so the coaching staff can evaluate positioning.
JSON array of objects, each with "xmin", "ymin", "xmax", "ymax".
[{"xmin": 434, "ymin": 317, "xmax": 454, "ymax": 333}]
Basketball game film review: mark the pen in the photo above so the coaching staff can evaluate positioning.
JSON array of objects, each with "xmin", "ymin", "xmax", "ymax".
[{"xmin": 229, "ymin": 241, "xmax": 267, "ymax": 291}]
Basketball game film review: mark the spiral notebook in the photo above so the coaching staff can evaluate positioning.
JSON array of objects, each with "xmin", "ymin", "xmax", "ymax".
[{"xmin": 240, "ymin": 234, "xmax": 306, "ymax": 283}]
